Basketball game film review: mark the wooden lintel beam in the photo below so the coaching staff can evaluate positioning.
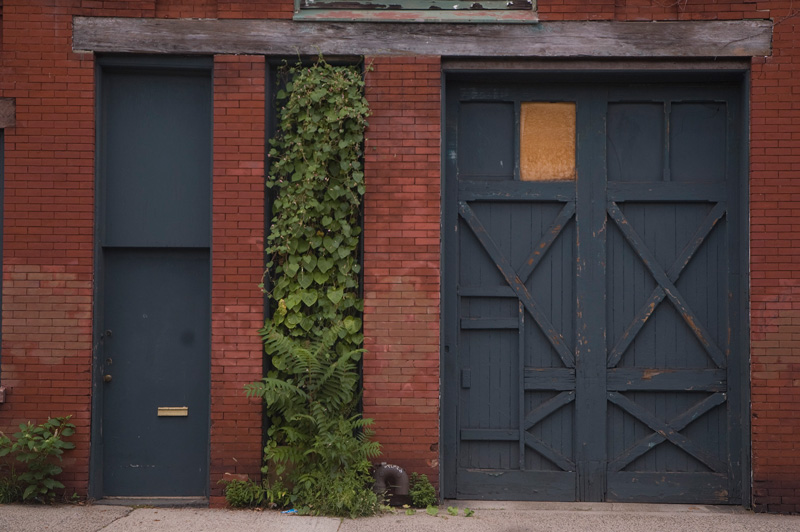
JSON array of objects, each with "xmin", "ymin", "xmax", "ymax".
[
  {"xmin": 73, "ymin": 17, "xmax": 772, "ymax": 58},
  {"xmin": 0, "ymin": 98, "xmax": 15, "ymax": 129}
]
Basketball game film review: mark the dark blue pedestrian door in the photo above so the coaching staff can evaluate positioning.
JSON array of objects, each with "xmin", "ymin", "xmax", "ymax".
[
  {"xmin": 443, "ymin": 78, "xmax": 744, "ymax": 503},
  {"xmin": 95, "ymin": 58, "xmax": 212, "ymax": 497}
]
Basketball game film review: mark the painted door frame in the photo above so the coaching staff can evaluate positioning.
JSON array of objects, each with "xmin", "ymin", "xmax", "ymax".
[
  {"xmin": 90, "ymin": 55, "xmax": 214, "ymax": 500},
  {"xmin": 440, "ymin": 64, "xmax": 752, "ymax": 505}
]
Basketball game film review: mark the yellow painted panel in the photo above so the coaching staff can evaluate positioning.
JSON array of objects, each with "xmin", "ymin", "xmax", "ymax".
[{"xmin": 520, "ymin": 102, "xmax": 576, "ymax": 181}]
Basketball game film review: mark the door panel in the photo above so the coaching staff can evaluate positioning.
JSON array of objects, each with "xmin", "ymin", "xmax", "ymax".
[
  {"xmin": 443, "ymin": 79, "xmax": 743, "ymax": 503},
  {"xmin": 101, "ymin": 249, "xmax": 210, "ymax": 496},
  {"xmin": 101, "ymin": 69, "xmax": 211, "ymax": 248},
  {"xmin": 603, "ymin": 87, "xmax": 738, "ymax": 503},
  {"xmin": 448, "ymin": 84, "xmax": 581, "ymax": 498}
]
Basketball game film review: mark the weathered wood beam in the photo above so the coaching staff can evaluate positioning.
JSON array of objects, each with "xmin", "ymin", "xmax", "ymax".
[
  {"xmin": 73, "ymin": 17, "xmax": 772, "ymax": 58},
  {"xmin": 0, "ymin": 98, "xmax": 15, "ymax": 129}
]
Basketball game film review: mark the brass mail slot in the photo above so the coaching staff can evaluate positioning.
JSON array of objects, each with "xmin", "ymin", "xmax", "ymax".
[{"xmin": 157, "ymin": 406, "xmax": 188, "ymax": 417}]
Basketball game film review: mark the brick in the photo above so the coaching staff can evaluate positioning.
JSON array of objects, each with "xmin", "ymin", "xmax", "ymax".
[{"xmin": 362, "ymin": 56, "xmax": 442, "ymax": 487}]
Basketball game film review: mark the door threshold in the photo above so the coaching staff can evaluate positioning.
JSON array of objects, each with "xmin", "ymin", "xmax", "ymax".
[{"xmin": 95, "ymin": 496, "xmax": 208, "ymax": 508}]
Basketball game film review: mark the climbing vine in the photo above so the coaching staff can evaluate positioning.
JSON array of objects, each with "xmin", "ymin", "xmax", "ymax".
[
  {"xmin": 263, "ymin": 58, "xmax": 369, "ymax": 355},
  {"xmin": 247, "ymin": 59, "xmax": 380, "ymax": 517}
]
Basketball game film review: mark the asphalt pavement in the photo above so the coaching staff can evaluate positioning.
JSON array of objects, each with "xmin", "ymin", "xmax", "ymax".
[{"xmin": 2, "ymin": 501, "xmax": 800, "ymax": 532}]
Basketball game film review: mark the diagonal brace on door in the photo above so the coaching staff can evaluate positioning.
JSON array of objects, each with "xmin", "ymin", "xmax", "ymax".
[
  {"xmin": 517, "ymin": 201, "xmax": 576, "ymax": 284},
  {"xmin": 608, "ymin": 391, "xmax": 727, "ymax": 473},
  {"xmin": 524, "ymin": 390, "xmax": 575, "ymax": 431},
  {"xmin": 523, "ymin": 432, "xmax": 576, "ymax": 472},
  {"xmin": 458, "ymin": 201, "xmax": 575, "ymax": 368},
  {"xmin": 607, "ymin": 202, "xmax": 726, "ymax": 369}
]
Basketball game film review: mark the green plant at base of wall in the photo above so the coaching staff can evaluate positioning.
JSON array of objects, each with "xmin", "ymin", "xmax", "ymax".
[
  {"xmin": 0, "ymin": 416, "xmax": 76, "ymax": 503},
  {"xmin": 220, "ymin": 478, "xmax": 265, "ymax": 508},
  {"xmin": 249, "ymin": 57, "xmax": 377, "ymax": 518},
  {"xmin": 0, "ymin": 473, "xmax": 22, "ymax": 504},
  {"xmin": 246, "ymin": 325, "xmax": 382, "ymax": 517},
  {"xmin": 409, "ymin": 472, "xmax": 437, "ymax": 508},
  {"xmin": 219, "ymin": 477, "xmax": 291, "ymax": 509}
]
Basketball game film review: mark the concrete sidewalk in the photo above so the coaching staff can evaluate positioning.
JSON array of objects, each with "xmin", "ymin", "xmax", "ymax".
[{"xmin": 2, "ymin": 501, "xmax": 800, "ymax": 532}]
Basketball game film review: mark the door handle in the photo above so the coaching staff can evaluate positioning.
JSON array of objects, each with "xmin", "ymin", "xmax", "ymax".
[{"xmin": 103, "ymin": 374, "xmax": 113, "ymax": 383}]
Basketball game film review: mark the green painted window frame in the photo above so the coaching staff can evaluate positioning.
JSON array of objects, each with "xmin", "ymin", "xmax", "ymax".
[{"xmin": 294, "ymin": 0, "xmax": 538, "ymax": 23}]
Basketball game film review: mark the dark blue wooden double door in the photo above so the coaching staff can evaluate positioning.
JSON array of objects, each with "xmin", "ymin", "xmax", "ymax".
[{"xmin": 443, "ymin": 79, "xmax": 745, "ymax": 503}]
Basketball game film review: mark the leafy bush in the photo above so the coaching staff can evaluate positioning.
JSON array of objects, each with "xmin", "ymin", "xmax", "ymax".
[
  {"xmin": 261, "ymin": 473, "xmax": 292, "ymax": 509},
  {"xmin": 220, "ymin": 476, "xmax": 291, "ymax": 509},
  {"xmin": 0, "ymin": 472, "xmax": 22, "ymax": 504},
  {"xmin": 221, "ymin": 479, "xmax": 264, "ymax": 508},
  {"xmin": 0, "ymin": 416, "xmax": 76, "ymax": 503},
  {"xmin": 409, "ymin": 473, "xmax": 437, "ymax": 508},
  {"xmin": 301, "ymin": 468, "xmax": 382, "ymax": 518},
  {"xmin": 246, "ymin": 326, "xmax": 382, "ymax": 518}
]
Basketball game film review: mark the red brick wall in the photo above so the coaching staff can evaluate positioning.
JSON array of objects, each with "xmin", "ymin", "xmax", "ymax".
[
  {"xmin": 217, "ymin": 1, "xmax": 293, "ymax": 19},
  {"xmin": 362, "ymin": 56, "xmax": 442, "ymax": 485},
  {"xmin": 155, "ymin": 0, "xmax": 218, "ymax": 19},
  {"xmin": 0, "ymin": 1, "xmax": 95, "ymax": 494},
  {"xmin": 150, "ymin": 0, "xmax": 294, "ymax": 19},
  {"xmin": 539, "ymin": 0, "xmax": 769, "ymax": 21},
  {"xmin": 209, "ymin": 55, "xmax": 266, "ymax": 506},
  {"xmin": 749, "ymin": 5, "xmax": 800, "ymax": 514}
]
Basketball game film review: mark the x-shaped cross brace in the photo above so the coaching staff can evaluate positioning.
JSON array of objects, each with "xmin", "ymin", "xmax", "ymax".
[
  {"xmin": 608, "ymin": 391, "xmax": 727, "ymax": 473},
  {"xmin": 606, "ymin": 202, "xmax": 727, "ymax": 369}
]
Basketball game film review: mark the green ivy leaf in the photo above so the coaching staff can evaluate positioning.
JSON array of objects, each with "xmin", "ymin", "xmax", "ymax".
[
  {"xmin": 285, "ymin": 293, "xmax": 302, "ymax": 310},
  {"xmin": 343, "ymin": 316, "xmax": 362, "ymax": 335},
  {"xmin": 301, "ymin": 290, "xmax": 318, "ymax": 307},
  {"xmin": 322, "ymin": 236, "xmax": 337, "ymax": 254},
  {"xmin": 317, "ymin": 257, "xmax": 334, "ymax": 273},
  {"xmin": 327, "ymin": 288, "xmax": 344, "ymax": 305},
  {"xmin": 284, "ymin": 262, "xmax": 300, "ymax": 277},
  {"xmin": 285, "ymin": 313, "xmax": 302, "ymax": 328},
  {"xmin": 301, "ymin": 255, "xmax": 317, "ymax": 271},
  {"xmin": 298, "ymin": 273, "xmax": 313, "ymax": 290}
]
